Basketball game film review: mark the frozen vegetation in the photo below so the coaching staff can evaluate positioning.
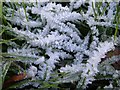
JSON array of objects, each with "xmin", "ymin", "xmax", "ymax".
[{"xmin": 1, "ymin": 0, "xmax": 120, "ymax": 89}]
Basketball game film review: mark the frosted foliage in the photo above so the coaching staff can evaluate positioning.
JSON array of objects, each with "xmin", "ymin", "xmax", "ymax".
[
  {"xmin": 27, "ymin": 66, "xmax": 37, "ymax": 79},
  {"xmin": 7, "ymin": 2, "xmax": 85, "ymax": 80},
  {"xmin": 60, "ymin": 41, "xmax": 115, "ymax": 87},
  {"xmin": 70, "ymin": 0, "xmax": 86, "ymax": 10},
  {"xmin": 4, "ymin": 1, "xmax": 119, "ymax": 89}
]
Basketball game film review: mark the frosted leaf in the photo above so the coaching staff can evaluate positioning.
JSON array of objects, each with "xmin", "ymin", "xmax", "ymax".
[
  {"xmin": 34, "ymin": 57, "xmax": 45, "ymax": 65},
  {"xmin": 3, "ymin": 1, "xmax": 119, "ymax": 89},
  {"xmin": 27, "ymin": 66, "xmax": 37, "ymax": 78}
]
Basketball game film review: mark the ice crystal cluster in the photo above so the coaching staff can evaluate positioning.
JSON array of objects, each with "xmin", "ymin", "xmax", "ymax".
[{"xmin": 3, "ymin": 0, "xmax": 120, "ymax": 89}]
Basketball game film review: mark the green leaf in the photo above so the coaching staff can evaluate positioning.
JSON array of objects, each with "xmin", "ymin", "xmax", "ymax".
[
  {"xmin": 0, "ymin": 38, "xmax": 18, "ymax": 45},
  {"xmin": 8, "ymin": 79, "xmax": 32, "ymax": 89},
  {"xmin": 0, "ymin": 53, "xmax": 38, "ymax": 62},
  {"xmin": 2, "ymin": 61, "xmax": 11, "ymax": 83},
  {"xmin": 22, "ymin": 2, "xmax": 28, "ymax": 21},
  {"xmin": 0, "ymin": 1, "xmax": 2, "ymax": 19},
  {"xmin": 0, "ymin": 63, "xmax": 3, "ymax": 90},
  {"xmin": 114, "ymin": 20, "xmax": 119, "ymax": 39},
  {"xmin": 101, "ymin": 3, "xmax": 109, "ymax": 16},
  {"xmin": 92, "ymin": 2, "xmax": 97, "ymax": 19}
]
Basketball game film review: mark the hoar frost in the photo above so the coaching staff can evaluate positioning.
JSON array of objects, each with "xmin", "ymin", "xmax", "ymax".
[{"xmin": 4, "ymin": 1, "xmax": 119, "ymax": 89}]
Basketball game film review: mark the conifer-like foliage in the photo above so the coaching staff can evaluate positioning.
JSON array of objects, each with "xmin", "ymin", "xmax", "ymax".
[{"xmin": 1, "ymin": 0, "xmax": 120, "ymax": 90}]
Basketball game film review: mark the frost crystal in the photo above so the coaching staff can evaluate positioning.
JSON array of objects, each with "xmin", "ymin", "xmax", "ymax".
[{"xmin": 3, "ymin": 1, "xmax": 119, "ymax": 89}]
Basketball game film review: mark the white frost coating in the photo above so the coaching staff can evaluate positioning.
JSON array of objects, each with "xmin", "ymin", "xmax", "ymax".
[
  {"xmin": 70, "ymin": 0, "xmax": 86, "ymax": 10},
  {"xmin": 5, "ymin": 1, "xmax": 118, "ymax": 89},
  {"xmin": 60, "ymin": 40, "xmax": 115, "ymax": 86},
  {"xmin": 34, "ymin": 57, "xmax": 45, "ymax": 65},
  {"xmin": 27, "ymin": 66, "xmax": 37, "ymax": 78},
  {"xmin": 26, "ymin": 21, "xmax": 42, "ymax": 28},
  {"xmin": 104, "ymin": 83, "xmax": 113, "ymax": 88}
]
